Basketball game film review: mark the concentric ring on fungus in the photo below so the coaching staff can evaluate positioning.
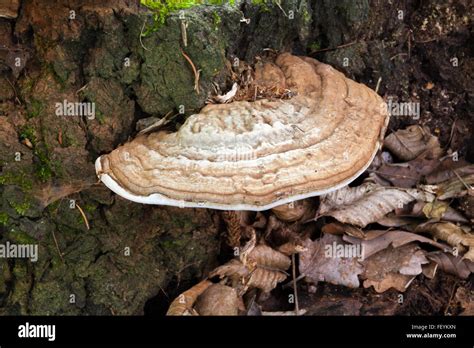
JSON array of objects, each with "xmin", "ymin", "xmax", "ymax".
[{"xmin": 95, "ymin": 53, "xmax": 389, "ymax": 211}]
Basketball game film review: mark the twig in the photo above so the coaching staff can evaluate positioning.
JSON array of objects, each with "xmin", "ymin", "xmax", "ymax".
[
  {"xmin": 311, "ymin": 41, "xmax": 357, "ymax": 54},
  {"xmin": 51, "ymin": 230, "xmax": 64, "ymax": 263},
  {"xmin": 180, "ymin": 49, "xmax": 200, "ymax": 94},
  {"xmin": 375, "ymin": 77, "xmax": 382, "ymax": 94},
  {"xmin": 452, "ymin": 169, "xmax": 473, "ymax": 191},
  {"xmin": 139, "ymin": 19, "xmax": 151, "ymax": 51},
  {"xmin": 292, "ymin": 254, "xmax": 300, "ymax": 315},
  {"xmin": 274, "ymin": 0, "xmax": 288, "ymax": 17},
  {"xmin": 181, "ymin": 20, "xmax": 188, "ymax": 47},
  {"xmin": 444, "ymin": 280, "xmax": 458, "ymax": 315},
  {"xmin": 75, "ymin": 203, "xmax": 90, "ymax": 230},
  {"xmin": 390, "ymin": 52, "xmax": 408, "ymax": 61}
]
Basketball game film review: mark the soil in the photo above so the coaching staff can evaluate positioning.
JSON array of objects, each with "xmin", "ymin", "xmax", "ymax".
[{"xmin": 0, "ymin": 0, "xmax": 472, "ymax": 315}]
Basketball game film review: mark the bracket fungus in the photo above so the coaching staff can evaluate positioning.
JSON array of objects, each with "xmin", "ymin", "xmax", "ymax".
[{"xmin": 95, "ymin": 53, "xmax": 389, "ymax": 211}]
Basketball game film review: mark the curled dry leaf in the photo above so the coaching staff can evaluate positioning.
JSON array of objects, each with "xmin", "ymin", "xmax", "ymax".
[
  {"xmin": 321, "ymin": 221, "xmax": 366, "ymax": 239},
  {"xmin": 426, "ymin": 162, "xmax": 474, "ymax": 184},
  {"xmin": 383, "ymin": 125, "xmax": 442, "ymax": 161},
  {"xmin": 454, "ymin": 287, "xmax": 474, "ymax": 316},
  {"xmin": 435, "ymin": 173, "xmax": 474, "ymax": 200},
  {"xmin": 194, "ymin": 284, "xmax": 240, "ymax": 315},
  {"xmin": 210, "ymin": 244, "xmax": 290, "ymax": 293},
  {"xmin": 318, "ymin": 183, "xmax": 434, "ymax": 227},
  {"xmin": 362, "ymin": 244, "xmax": 428, "ymax": 293},
  {"xmin": 271, "ymin": 199, "xmax": 313, "ymax": 222},
  {"xmin": 426, "ymin": 251, "xmax": 474, "ymax": 279},
  {"xmin": 299, "ymin": 234, "xmax": 364, "ymax": 288},
  {"xmin": 343, "ymin": 230, "xmax": 450, "ymax": 260},
  {"xmin": 248, "ymin": 245, "xmax": 291, "ymax": 270},
  {"xmin": 166, "ymin": 280, "xmax": 212, "ymax": 316},
  {"xmin": 416, "ymin": 222, "xmax": 474, "ymax": 261},
  {"xmin": 375, "ymin": 153, "xmax": 440, "ymax": 188}
]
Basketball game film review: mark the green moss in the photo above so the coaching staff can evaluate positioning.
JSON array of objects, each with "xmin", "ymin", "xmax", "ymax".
[
  {"xmin": 95, "ymin": 109, "xmax": 105, "ymax": 125},
  {"xmin": 212, "ymin": 10, "xmax": 221, "ymax": 30},
  {"xmin": 7, "ymin": 228, "xmax": 37, "ymax": 244},
  {"xmin": 308, "ymin": 40, "xmax": 321, "ymax": 52},
  {"xmin": 19, "ymin": 125, "xmax": 37, "ymax": 146},
  {"xmin": 26, "ymin": 98, "xmax": 44, "ymax": 119},
  {"xmin": 9, "ymin": 200, "xmax": 31, "ymax": 216},
  {"xmin": 140, "ymin": 0, "xmax": 236, "ymax": 35},
  {"xmin": 0, "ymin": 171, "xmax": 33, "ymax": 191},
  {"xmin": 0, "ymin": 212, "xmax": 9, "ymax": 226}
]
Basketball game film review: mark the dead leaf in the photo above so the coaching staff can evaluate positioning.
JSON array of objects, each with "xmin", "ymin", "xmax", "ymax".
[
  {"xmin": 435, "ymin": 174, "xmax": 474, "ymax": 200},
  {"xmin": 247, "ymin": 267, "xmax": 288, "ymax": 293},
  {"xmin": 384, "ymin": 125, "xmax": 442, "ymax": 161},
  {"xmin": 454, "ymin": 287, "xmax": 474, "ymax": 315},
  {"xmin": 416, "ymin": 222, "xmax": 474, "ymax": 261},
  {"xmin": 322, "ymin": 222, "xmax": 366, "ymax": 239},
  {"xmin": 194, "ymin": 284, "xmax": 240, "ymax": 315},
  {"xmin": 376, "ymin": 154, "xmax": 440, "ymax": 188},
  {"xmin": 299, "ymin": 234, "xmax": 364, "ymax": 288},
  {"xmin": 426, "ymin": 251, "xmax": 474, "ymax": 279},
  {"xmin": 343, "ymin": 230, "xmax": 450, "ymax": 259},
  {"xmin": 318, "ymin": 183, "xmax": 434, "ymax": 227},
  {"xmin": 248, "ymin": 245, "xmax": 291, "ymax": 270},
  {"xmin": 166, "ymin": 280, "xmax": 212, "ymax": 316},
  {"xmin": 426, "ymin": 162, "xmax": 474, "ymax": 184},
  {"xmin": 362, "ymin": 244, "xmax": 428, "ymax": 293},
  {"xmin": 271, "ymin": 199, "xmax": 313, "ymax": 222}
]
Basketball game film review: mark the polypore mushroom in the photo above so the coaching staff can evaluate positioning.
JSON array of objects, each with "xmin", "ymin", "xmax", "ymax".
[{"xmin": 95, "ymin": 53, "xmax": 389, "ymax": 211}]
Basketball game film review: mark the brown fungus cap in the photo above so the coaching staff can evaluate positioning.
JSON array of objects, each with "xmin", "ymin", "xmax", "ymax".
[{"xmin": 95, "ymin": 53, "xmax": 389, "ymax": 210}]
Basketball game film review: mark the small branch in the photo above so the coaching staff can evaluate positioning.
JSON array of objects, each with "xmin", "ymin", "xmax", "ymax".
[
  {"xmin": 51, "ymin": 230, "xmax": 64, "ymax": 263},
  {"xmin": 75, "ymin": 203, "xmax": 90, "ymax": 230},
  {"xmin": 180, "ymin": 49, "xmax": 200, "ymax": 94},
  {"xmin": 292, "ymin": 254, "xmax": 300, "ymax": 315},
  {"xmin": 140, "ymin": 19, "xmax": 151, "ymax": 51},
  {"xmin": 311, "ymin": 41, "xmax": 357, "ymax": 54}
]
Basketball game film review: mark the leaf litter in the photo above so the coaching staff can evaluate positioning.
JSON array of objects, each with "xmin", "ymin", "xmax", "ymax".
[{"xmin": 164, "ymin": 109, "xmax": 472, "ymax": 316}]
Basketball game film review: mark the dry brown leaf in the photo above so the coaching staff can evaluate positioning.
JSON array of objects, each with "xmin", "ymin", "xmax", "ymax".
[
  {"xmin": 363, "ymin": 273, "xmax": 415, "ymax": 293},
  {"xmin": 343, "ymin": 230, "xmax": 450, "ymax": 260},
  {"xmin": 383, "ymin": 125, "xmax": 442, "ymax": 161},
  {"xmin": 299, "ymin": 234, "xmax": 364, "ymax": 288},
  {"xmin": 376, "ymin": 155, "xmax": 439, "ymax": 188},
  {"xmin": 361, "ymin": 244, "xmax": 428, "ymax": 293},
  {"xmin": 435, "ymin": 174, "xmax": 474, "ymax": 200},
  {"xmin": 377, "ymin": 214, "xmax": 417, "ymax": 227},
  {"xmin": 271, "ymin": 199, "xmax": 313, "ymax": 222},
  {"xmin": 454, "ymin": 287, "xmax": 474, "ymax": 316},
  {"xmin": 166, "ymin": 280, "xmax": 212, "ymax": 316},
  {"xmin": 277, "ymin": 241, "xmax": 307, "ymax": 256},
  {"xmin": 246, "ymin": 267, "xmax": 288, "ymax": 293},
  {"xmin": 194, "ymin": 284, "xmax": 240, "ymax": 315},
  {"xmin": 318, "ymin": 183, "xmax": 434, "ymax": 227},
  {"xmin": 421, "ymin": 201, "xmax": 468, "ymax": 223},
  {"xmin": 416, "ymin": 222, "xmax": 474, "ymax": 261},
  {"xmin": 321, "ymin": 222, "xmax": 366, "ymax": 239},
  {"xmin": 426, "ymin": 251, "xmax": 474, "ymax": 279},
  {"xmin": 248, "ymin": 244, "xmax": 291, "ymax": 270},
  {"xmin": 421, "ymin": 262, "xmax": 438, "ymax": 279},
  {"xmin": 426, "ymin": 162, "xmax": 474, "ymax": 184}
]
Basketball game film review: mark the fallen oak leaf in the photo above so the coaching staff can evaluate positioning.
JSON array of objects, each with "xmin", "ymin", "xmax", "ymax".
[
  {"xmin": 415, "ymin": 222, "xmax": 474, "ymax": 261},
  {"xmin": 166, "ymin": 280, "xmax": 212, "ymax": 316},
  {"xmin": 361, "ymin": 244, "xmax": 428, "ymax": 293},
  {"xmin": 426, "ymin": 251, "xmax": 474, "ymax": 279},
  {"xmin": 343, "ymin": 230, "xmax": 450, "ymax": 260},
  {"xmin": 383, "ymin": 125, "xmax": 442, "ymax": 161},
  {"xmin": 317, "ymin": 183, "xmax": 434, "ymax": 227},
  {"xmin": 299, "ymin": 234, "xmax": 364, "ymax": 288},
  {"xmin": 194, "ymin": 284, "xmax": 241, "ymax": 315}
]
